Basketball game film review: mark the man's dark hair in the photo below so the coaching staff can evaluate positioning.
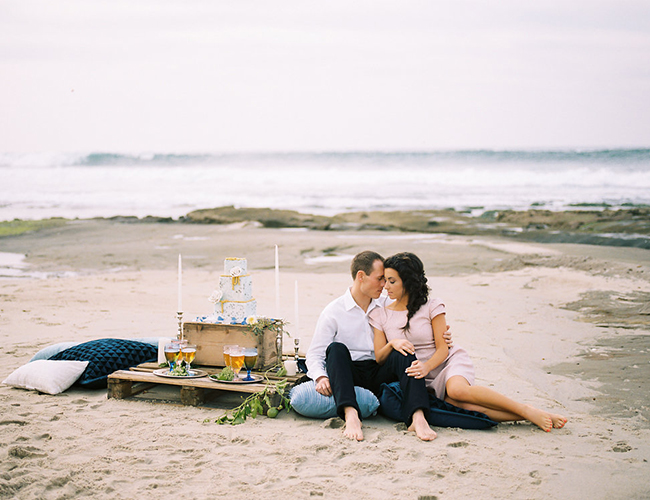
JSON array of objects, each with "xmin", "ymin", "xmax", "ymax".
[{"xmin": 350, "ymin": 251, "xmax": 384, "ymax": 280}]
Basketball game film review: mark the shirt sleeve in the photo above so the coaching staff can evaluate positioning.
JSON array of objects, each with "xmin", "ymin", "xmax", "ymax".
[
  {"xmin": 306, "ymin": 306, "xmax": 338, "ymax": 382},
  {"xmin": 428, "ymin": 298, "xmax": 446, "ymax": 320}
]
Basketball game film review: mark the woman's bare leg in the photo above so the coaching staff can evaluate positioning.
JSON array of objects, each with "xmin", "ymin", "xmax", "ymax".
[
  {"xmin": 445, "ymin": 376, "xmax": 565, "ymax": 432},
  {"xmin": 445, "ymin": 396, "xmax": 522, "ymax": 422}
]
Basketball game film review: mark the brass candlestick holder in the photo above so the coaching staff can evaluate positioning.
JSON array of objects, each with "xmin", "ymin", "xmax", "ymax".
[
  {"xmin": 276, "ymin": 330, "xmax": 283, "ymax": 367},
  {"xmin": 177, "ymin": 311, "xmax": 184, "ymax": 340}
]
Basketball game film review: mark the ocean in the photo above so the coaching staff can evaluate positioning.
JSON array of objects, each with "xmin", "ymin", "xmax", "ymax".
[{"xmin": 1, "ymin": 149, "xmax": 649, "ymax": 222}]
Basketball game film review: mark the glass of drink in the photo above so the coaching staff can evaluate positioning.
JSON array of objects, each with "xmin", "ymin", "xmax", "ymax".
[
  {"xmin": 229, "ymin": 346, "xmax": 245, "ymax": 378},
  {"xmin": 223, "ymin": 344, "xmax": 238, "ymax": 370},
  {"xmin": 164, "ymin": 342, "xmax": 181, "ymax": 373},
  {"xmin": 181, "ymin": 344, "xmax": 197, "ymax": 373},
  {"xmin": 242, "ymin": 347, "xmax": 258, "ymax": 381}
]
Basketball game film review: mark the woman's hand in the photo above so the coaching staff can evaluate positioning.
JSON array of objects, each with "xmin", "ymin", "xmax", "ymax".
[
  {"xmin": 405, "ymin": 359, "xmax": 429, "ymax": 379},
  {"xmin": 389, "ymin": 338, "xmax": 415, "ymax": 356}
]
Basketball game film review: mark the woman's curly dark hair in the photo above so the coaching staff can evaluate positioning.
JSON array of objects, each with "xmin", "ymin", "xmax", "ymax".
[{"xmin": 383, "ymin": 252, "xmax": 429, "ymax": 332}]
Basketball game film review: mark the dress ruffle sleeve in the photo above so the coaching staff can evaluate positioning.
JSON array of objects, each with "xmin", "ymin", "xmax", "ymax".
[
  {"xmin": 428, "ymin": 298, "xmax": 446, "ymax": 320},
  {"xmin": 368, "ymin": 307, "xmax": 386, "ymax": 330}
]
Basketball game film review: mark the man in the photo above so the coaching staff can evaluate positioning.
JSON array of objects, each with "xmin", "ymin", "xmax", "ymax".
[{"xmin": 306, "ymin": 250, "xmax": 448, "ymax": 441}]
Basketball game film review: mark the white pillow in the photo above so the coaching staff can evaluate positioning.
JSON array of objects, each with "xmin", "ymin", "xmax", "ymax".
[
  {"xmin": 2, "ymin": 360, "xmax": 89, "ymax": 395},
  {"xmin": 29, "ymin": 341, "xmax": 81, "ymax": 362}
]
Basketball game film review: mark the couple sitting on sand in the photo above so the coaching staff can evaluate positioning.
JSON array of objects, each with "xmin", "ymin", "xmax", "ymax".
[{"xmin": 306, "ymin": 251, "xmax": 567, "ymax": 441}]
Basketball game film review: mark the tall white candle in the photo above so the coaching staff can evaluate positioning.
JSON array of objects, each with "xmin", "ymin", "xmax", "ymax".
[
  {"xmin": 177, "ymin": 254, "xmax": 182, "ymax": 312},
  {"xmin": 274, "ymin": 245, "xmax": 280, "ymax": 318},
  {"xmin": 294, "ymin": 280, "xmax": 300, "ymax": 338}
]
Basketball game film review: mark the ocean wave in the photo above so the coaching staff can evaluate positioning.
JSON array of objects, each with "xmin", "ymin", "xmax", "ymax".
[
  {"xmin": 1, "ymin": 149, "xmax": 649, "ymax": 221},
  {"xmin": 1, "ymin": 148, "xmax": 649, "ymax": 168}
]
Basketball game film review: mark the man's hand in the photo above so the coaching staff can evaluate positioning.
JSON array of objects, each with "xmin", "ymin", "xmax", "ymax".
[
  {"xmin": 443, "ymin": 324, "xmax": 454, "ymax": 347},
  {"xmin": 315, "ymin": 376, "xmax": 332, "ymax": 396}
]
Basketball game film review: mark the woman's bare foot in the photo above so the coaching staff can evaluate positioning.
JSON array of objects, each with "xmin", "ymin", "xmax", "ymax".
[
  {"xmin": 523, "ymin": 405, "xmax": 553, "ymax": 432},
  {"xmin": 343, "ymin": 407, "xmax": 364, "ymax": 441},
  {"xmin": 407, "ymin": 410, "xmax": 437, "ymax": 441},
  {"xmin": 550, "ymin": 413, "xmax": 568, "ymax": 429}
]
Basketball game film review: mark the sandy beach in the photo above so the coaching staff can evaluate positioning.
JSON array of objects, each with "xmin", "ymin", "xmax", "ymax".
[{"xmin": 1, "ymin": 219, "xmax": 649, "ymax": 499}]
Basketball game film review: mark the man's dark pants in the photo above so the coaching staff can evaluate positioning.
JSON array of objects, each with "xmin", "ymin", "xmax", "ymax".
[{"xmin": 325, "ymin": 342, "xmax": 430, "ymax": 425}]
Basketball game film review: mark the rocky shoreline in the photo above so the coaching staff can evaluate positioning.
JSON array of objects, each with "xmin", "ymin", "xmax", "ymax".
[
  {"xmin": 178, "ymin": 206, "xmax": 650, "ymax": 249},
  {"xmin": 2, "ymin": 206, "xmax": 649, "ymax": 249}
]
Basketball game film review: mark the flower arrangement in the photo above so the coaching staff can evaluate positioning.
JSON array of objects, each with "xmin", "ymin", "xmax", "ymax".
[{"xmin": 245, "ymin": 316, "xmax": 288, "ymax": 338}]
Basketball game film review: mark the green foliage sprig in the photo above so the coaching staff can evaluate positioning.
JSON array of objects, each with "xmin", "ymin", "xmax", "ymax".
[
  {"xmin": 212, "ymin": 366, "xmax": 235, "ymax": 381},
  {"xmin": 245, "ymin": 317, "xmax": 289, "ymax": 338},
  {"xmin": 205, "ymin": 365, "xmax": 291, "ymax": 425},
  {"xmin": 157, "ymin": 361, "xmax": 190, "ymax": 376}
]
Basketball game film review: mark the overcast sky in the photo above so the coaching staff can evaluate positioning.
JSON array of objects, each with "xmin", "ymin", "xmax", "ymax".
[{"xmin": 1, "ymin": 0, "xmax": 649, "ymax": 153}]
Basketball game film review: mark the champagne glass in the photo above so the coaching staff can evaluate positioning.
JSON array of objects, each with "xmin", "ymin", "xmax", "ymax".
[
  {"xmin": 223, "ymin": 344, "xmax": 238, "ymax": 370},
  {"xmin": 242, "ymin": 347, "xmax": 258, "ymax": 381},
  {"xmin": 173, "ymin": 339, "xmax": 187, "ymax": 370},
  {"xmin": 181, "ymin": 344, "xmax": 197, "ymax": 373},
  {"xmin": 164, "ymin": 343, "xmax": 180, "ymax": 373},
  {"xmin": 229, "ymin": 346, "xmax": 245, "ymax": 379}
]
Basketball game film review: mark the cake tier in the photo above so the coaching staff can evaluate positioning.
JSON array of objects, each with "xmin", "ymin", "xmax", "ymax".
[
  {"xmin": 213, "ymin": 299, "xmax": 257, "ymax": 324},
  {"xmin": 224, "ymin": 257, "xmax": 247, "ymax": 275},
  {"xmin": 219, "ymin": 274, "xmax": 253, "ymax": 301}
]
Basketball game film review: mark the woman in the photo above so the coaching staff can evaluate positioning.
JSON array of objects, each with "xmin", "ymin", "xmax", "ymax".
[{"xmin": 369, "ymin": 252, "xmax": 567, "ymax": 432}]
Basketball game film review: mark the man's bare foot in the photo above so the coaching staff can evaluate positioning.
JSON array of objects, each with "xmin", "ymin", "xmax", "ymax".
[
  {"xmin": 523, "ymin": 405, "xmax": 553, "ymax": 432},
  {"xmin": 343, "ymin": 407, "xmax": 364, "ymax": 441},
  {"xmin": 407, "ymin": 411, "xmax": 437, "ymax": 441},
  {"xmin": 550, "ymin": 413, "xmax": 567, "ymax": 429}
]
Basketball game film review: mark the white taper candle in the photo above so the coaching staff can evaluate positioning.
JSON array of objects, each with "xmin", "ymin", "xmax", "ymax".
[
  {"xmin": 274, "ymin": 245, "xmax": 280, "ymax": 317},
  {"xmin": 294, "ymin": 280, "xmax": 300, "ymax": 337},
  {"xmin": 178, "ymin": 254, "xmax": 182, "ymax": 312}
]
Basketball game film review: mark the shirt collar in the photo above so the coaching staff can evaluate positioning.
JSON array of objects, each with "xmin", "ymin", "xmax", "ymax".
[{"xmin": 344, "ymin": 288, "xmax": 383, "ymax": 314}]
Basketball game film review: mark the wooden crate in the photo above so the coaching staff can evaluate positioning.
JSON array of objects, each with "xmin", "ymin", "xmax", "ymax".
[{"xmin": 182, "ymin": 322, "xmax": 281, "ymax": 370}]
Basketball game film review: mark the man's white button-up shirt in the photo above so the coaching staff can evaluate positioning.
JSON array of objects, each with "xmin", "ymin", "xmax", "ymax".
[{"xmin": 306, "ymin": 288, "xmax": 388, "ymax": 382}]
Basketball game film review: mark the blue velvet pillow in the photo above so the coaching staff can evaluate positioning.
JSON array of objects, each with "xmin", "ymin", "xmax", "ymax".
[
  {"xmin": 30, "ymin": 337, "xmax": 160, "ymax": 363},
  {"xmin": 49, "ymin": 338, "xmax": 157, "ymax": 389},
  {"xmin": 127, "ymin": 337, "xmax": 161, "ymax": 348},
  {"xmin": 290, "ymin": 380, "xmax": 379, "ymax": 419},
  {"xmin": 379, "ymin": 382, "xmax": 498, "ymax": 429}
]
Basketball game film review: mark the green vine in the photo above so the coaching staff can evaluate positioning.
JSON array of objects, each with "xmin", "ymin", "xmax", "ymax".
[{"xmin": 205, "ymin": 365, "xmax": 291, "ymax": 425}]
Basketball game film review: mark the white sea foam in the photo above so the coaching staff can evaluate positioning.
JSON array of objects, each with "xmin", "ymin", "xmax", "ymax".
[
  {"xmin": 1, "ymin": 150, "xmax": 648, "ymax": 221},
  {"xmin": 0, "ymin": 252, "xmax": 79, "ymax": 279}
]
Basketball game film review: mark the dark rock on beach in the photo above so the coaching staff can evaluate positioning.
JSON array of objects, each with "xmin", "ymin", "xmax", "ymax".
[
  {"xmin": 3, "ymin": 206, "xmax": 648, "ymax": 249},
  {"xmin": 182, "ymin": 206, "xmax": 650, "ymax": 249}
]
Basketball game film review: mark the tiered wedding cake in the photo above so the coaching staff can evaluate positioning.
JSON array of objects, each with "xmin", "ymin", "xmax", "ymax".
[{"xmin": 205, "ymin": 258, "xmax": 257, "ymax": 324}]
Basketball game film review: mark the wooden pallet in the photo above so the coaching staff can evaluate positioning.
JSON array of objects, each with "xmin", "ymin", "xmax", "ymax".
[{"xmin": 107, "ymin": 363, "xmax": 299, "ymax": 407}]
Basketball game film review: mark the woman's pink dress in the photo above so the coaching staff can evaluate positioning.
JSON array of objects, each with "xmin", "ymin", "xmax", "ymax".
[{"xmin": 369, "ymin": 298, "xmax": 475, "ymax": 399}]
